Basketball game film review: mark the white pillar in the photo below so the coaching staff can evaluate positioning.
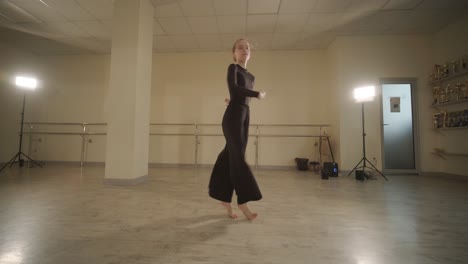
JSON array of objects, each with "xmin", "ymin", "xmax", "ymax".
[{"xmin": 104, "ymin": 0, "xmax": 153, "ymax": 185}]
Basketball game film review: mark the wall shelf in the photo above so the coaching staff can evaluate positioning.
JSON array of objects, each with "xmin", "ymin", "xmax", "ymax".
[
  {"xmin": 431, "ymin": 98, "xmax": 468, "ymax": 108},
  {"xmin": 433, "ymin": 126, "xmax": 468, "ymax": 131},
  {"xmin": 430, "ymin": 70, "xmax": 468, "ymax": 85},
  {"xmin": 429, "ymin": 58, "xmax": 468, "ymax": 167},
  {"xmin": 432, "ymin": 152, "xmax": 468, "ymax": 159}
]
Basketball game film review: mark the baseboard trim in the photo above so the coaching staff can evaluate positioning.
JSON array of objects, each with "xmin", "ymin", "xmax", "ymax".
[
  {"xmin": 30, "ymin": 161, "xmax": 106, "ymax": 166},
  {"xmin": 420, "ymin": 171, "xmax": 468, "ymax": 180},
  {"xmin": 3, "ymin": 161, "xmax": 334, "ymax": 172},
  {"xmin": 256, "ymin": 165, "xmax": 296, "ymax": 170},
  {"xmin": 149, "ymin": 163, "xmax": 299, "ymax": 170},
  {"xmin": 149, "ymin": 163, "xmax": 197, "ymax": 168},
  {"xmin": 103, "ymin": 174, "xmax": 148, "ymax": 185}
]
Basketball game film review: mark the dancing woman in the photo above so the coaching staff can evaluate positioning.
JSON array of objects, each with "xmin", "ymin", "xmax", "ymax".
[{"xmin": 209, "ymin": 39, "xmax": 266, "ymax": 221}]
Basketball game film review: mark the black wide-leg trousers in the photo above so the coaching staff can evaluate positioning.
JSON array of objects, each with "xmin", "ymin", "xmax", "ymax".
[{"xmin": 209, "ymin": 104, "xmax": 262, "ymax": 205}]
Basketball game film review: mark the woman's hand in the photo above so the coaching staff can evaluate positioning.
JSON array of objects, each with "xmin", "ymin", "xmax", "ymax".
[
  {"xmin": 257, "ymin": 90, "xmax": 266, "ymax": 100},
  {"xmin": 225, "ymin": 98, "xmax": 230, "ymax": 106}
]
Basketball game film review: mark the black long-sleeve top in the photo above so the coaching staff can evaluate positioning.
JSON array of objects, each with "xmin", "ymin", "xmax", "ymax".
[{"xmin": 227, "ymin": 63, "xmax": 259, "ymax": 106}]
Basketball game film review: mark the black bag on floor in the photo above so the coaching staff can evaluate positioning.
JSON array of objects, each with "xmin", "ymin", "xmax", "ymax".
[
  {"xmin": 355, "ymin": 170, "xmax": 366, "ymax": 181},
  {"xmin": 295, "ymin": 158, "xmax": 309, "ymax": 171}
]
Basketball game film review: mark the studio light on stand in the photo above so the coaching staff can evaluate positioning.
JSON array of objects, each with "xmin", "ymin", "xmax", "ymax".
[
  {"xmin": 0, "ymin": 76, "xmax": 43, "ymax": 174},
  {"xmin": 347, "ymin": 85, "xmax": 388, "ymax": 181}
]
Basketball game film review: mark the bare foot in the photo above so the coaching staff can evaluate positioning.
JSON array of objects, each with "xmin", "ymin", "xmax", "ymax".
[
  {"xmin": 221, "ymin": 202, "xmax": 238, "ymax": 219},
  {"xmin": 238, "ymin": 203, "xmax": 258, "ymax": 221}
]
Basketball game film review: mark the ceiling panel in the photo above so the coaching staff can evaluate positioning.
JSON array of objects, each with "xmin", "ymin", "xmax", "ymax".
[
  {"xmin": 1, "ymin": 0, "xmax": 468, "ymax": 54},
  {"xmin": 20, "ymin": 37, "xmax": 89, "ymax": 55},
  {"xmin": 158, "ymin": 17, "xmax": 192, "ymax": 35},
  {"xmin": 76, "ymin": 0, "xmax": 113, "ymax": 20},
  {"xmin": 170, "ymin": 35, "xmax": 199, "ymax": 51},
  {"xmin": 332, "ymin": 11, "xmax": 377, "ymax": 33},
  {"xmin": 0, "ymin": 13, "xmax": 14, "ymax": 24},
  {"xmin": 220, "ymin": 34, "xmax": 242, "ymax": 50},
  {"xmin": 101, "ymin": 19, "xmax": 112, "ymax": 28},
  {"xmin": 8, "ymin": 0, "xmax": 66, "ymax": 22},
  {"xmin": 74, "ymin": 20, "xmax": 111, "ymax": 39},
  {"xmin": 332, "ymin": 13, "xmax": 374, "ymax": 33},
  {"xmin": 295, "ymin": 32, "xmax": 336, "ymax": 49},
  {"xmin": 248, "ymin": 0, "xmax": 281, "ymax": 14},
  {"xmin": 381, "ymin": 10, "xmax": 413, "ymax": 31},
  {"xmin": 382, "ymin": 0, "xmax": 424, "ymax": 10},
  {"xmin": 0, "ymin": 24, "xmax": 41, "ymax": 42},
  {"xmin": 0, "ymin": 1, "xmax": 40, "ymax": 22},
  {"xmin": 372, "ymin": 10, "xmax": 416, "ymax": 33},
  {"xmin": 304, "ymin": 13, "xmax": 341, "ymax": 33},
  {"xmin": 247, "ymin": 14, "xmax": 277, "ymax": 33},
  {"xmin": 276, "ymin": 14, "xmax": 308, "ymax": 32},
  {"xmin": 187, "ymin": 16, "xmax": 219, "ymax": 34},
  {"xmin": 196, "ymin": 34, "xmax": 222, "ymax": 51},
  {"xmin": 293, "ymin": 34, "xmax": 317, "ymax": 49},
  {"xmin": 154, "ymin": 2, "xmax": 183, "ymax": 17},
  {"xmin": 179, "ymin": 0, "xmax": 215, "ymax": 16},
  {"xmin": 16, "ymin": 22, "xmax": 67, "ymax": 38},
  {"xmin": 346, "ymin": 0, "xmax": 388, "ymax": 13},
  {"xmin": 67, "ymin": 37, "xmax": 111, "ymax": 53},
  {"xmin": 42, "ymin": 0, "xmax": 94, "ymax": 21},
  {"xmin": 399, "ymin": 8, "xmax": 462, "ymax": 33},
  {"xmin": 397, "ymin": 8, "xmax": 439, "ymax": 30},
  {"xmin": 279, "ymin": 0, "xmax": 317, "ymax": 14},
  {"xmin": 346, "ymin": 13, "xmax": 393, "ymax": 33},
  {"xmin": 46, "ymin": 21, "xmax": 92, "ymax": 38},
  {"xmin": 246, "ymin": 33, "xmax": 273, "ymax": 50},
  {"xmin": 217, "ymin": 15, "xmax": 246, "ymax": 34},
  {"xmin": 417, "ymin": 0, "xmax": 468, "ymax": 9},
  {"xmin": 153, "ymin": 19, "xmax": 165, "ymax": 35},
  {"xmin": 153, "ymin": 35, "xmax": 176, "ymax": 51},
  {"xmin": 151, "ymin": 0, "xmax": 182, "ymax": 7},
  {"xmin": 213, "ymin": 0, "xmax": 247, "ymax": 15},
  {"xmin": 313, "ymin": 0, "xmax": 351, "ymax": 12},
  {"xmin": 271, "ymin": 32, "xmax": 301, "ymax": 49}
]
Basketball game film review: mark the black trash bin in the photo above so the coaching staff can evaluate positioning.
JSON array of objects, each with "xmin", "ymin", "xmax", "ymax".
[{"xmin": 295, "ymin": 158, "xmax": 309, "ymax": 171}]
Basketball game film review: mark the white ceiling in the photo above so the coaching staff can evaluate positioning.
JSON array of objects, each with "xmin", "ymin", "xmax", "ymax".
[{"xmin": 0, "ymin": 0, "xmax": 467, "ymax": 55}]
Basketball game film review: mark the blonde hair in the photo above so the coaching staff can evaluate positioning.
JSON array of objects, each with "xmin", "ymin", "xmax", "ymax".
[{"xmin": 232, "ymin": 38, "xmax": 249, "ymax": 62}]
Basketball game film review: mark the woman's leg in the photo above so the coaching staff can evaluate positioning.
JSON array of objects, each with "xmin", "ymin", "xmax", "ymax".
[
  {"xmin": 241, "ymin": 107, "xmax": 250, "ymax": 154},
  {"xmin": 236, "ymin": 109, "xmax": 257, "ymax": 220},
  {"xmin": 209, "ymin": 145, "xmax": 234, "ymax": 203},
  {"xmin": 224, "ymin": 106, "xmax": 262, "ymax": 218},
  {"xmin": 221, "ymin": 202, "xmax": 238, "ymax": 219},
  {"xmin": 238, "ymin": 203, "xmax": 258, "ymax": 221},
  {"xmin": 209, "ymin": 146, "xmax": 238, "ymax": 219}
]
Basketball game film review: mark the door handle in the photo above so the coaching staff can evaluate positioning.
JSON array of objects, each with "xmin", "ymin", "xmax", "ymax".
[{"xmin": 383, "ymin": 124, "xmax": 389, "ymax": 126}]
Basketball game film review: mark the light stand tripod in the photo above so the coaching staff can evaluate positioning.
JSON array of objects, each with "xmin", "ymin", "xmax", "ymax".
[
  {"xmin": 0, "ymin": 94, "xmax": 43, "ymax": 174},
  {"xmin": 347, "ymin": 103, "xmax": 388, "ymax": 181}
]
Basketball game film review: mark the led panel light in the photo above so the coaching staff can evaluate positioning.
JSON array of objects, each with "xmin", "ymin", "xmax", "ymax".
[
  {"xmin": 353, "ymin": 86, "xmax": 375, "ymax": 102},
  {"xmin": 15, "ymin": 76, "xmax": 37, "ymax": 90}
]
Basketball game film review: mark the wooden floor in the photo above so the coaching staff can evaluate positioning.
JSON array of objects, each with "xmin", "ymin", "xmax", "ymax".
[{"xmin": 0, "ymin": 164, "xmax": 467, "ymax": 264}]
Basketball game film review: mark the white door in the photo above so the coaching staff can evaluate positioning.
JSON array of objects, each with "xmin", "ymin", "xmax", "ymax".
[{"xmin": 381, "ymin": 80, "xmax": 418, "ymax": 174}]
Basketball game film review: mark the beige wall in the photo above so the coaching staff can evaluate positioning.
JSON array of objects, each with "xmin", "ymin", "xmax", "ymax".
[
  {"xmin": 328, "ymin": 35, "xmax": 435, "ymax": 173},
  {"xmin": 151, "ymin": 51, "xmax": 332, "ymax": 166},
  {"xmin": 0, "ymin": 43, "xmax": 39, "ymax": 162},
  {"xmin": 1, "ymin": 50, "xmax": 332, "ymax": 167},
  {"xmin": 430, "ymin": 14, "xmax": 468, "ymax": 176},
  {"xmin": 327, "ymin": 13, "xmax": 468, "ymax": 177}
]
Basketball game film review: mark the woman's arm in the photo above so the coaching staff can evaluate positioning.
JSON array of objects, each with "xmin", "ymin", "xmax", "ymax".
[{"xmin": 227, "ymin": 64, "xmax": 260, "ymax": 98}]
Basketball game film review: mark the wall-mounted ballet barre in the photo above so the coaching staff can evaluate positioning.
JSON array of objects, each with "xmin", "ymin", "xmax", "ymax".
[
  {"xmin": 24, "ymin": 122, "xmax": 106, "ymax": 167},
  {"xmin": 24, "ymin": 122, "xmax": 332, "ymax": 168}
]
